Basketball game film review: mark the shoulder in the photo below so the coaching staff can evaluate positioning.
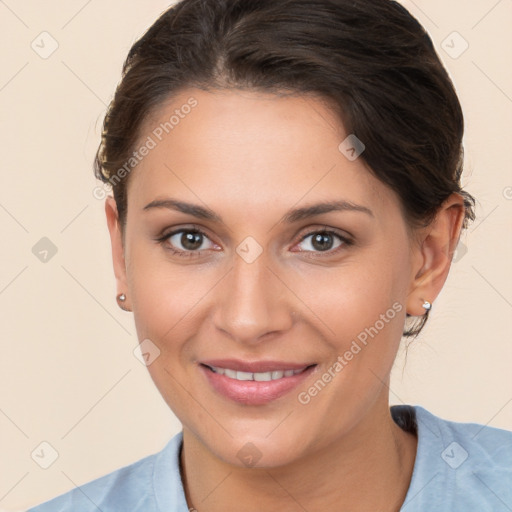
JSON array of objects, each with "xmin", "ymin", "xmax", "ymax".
[
  {"xmin": 26, "ymin": 432, "xmax": 184, "ymax": 512},
  {"xmin": 415, "ymin": 405, "xmax": 512, "ymax": 470},
  {"xmin": 400, "ymin": 405, "xmax": 512, "ymax": 511}
]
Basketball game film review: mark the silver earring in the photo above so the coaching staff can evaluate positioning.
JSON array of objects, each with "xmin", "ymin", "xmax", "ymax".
[
  {"xmin": 117, "ymin": 293, "xmax": 130, "ymax": 312},
  {"xmin": 422, "ymin": 300, "xmax": 432, "ymax": 311}
]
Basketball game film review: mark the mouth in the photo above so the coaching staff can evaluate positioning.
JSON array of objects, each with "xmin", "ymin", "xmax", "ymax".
[
  {"xmin": 199, "ymin": 360, "xmax": 317, "ymax": 405},
  {"xmin": 203, "ymin": 364, "xmax": 309, "ymax": 381}
]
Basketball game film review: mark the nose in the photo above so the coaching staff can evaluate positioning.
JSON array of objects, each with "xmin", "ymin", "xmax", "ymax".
[{"xmin": 212, "ymin": 252, "xmax": 294, "ymax": 345}]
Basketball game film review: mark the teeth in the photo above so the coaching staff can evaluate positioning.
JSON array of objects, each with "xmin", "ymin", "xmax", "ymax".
[
  {"xmin": 254, "ymin": 372, "xmax": 272, "ymax": 382},
  {"xmin": 210, "ymin": 366, "xmax": 304, "ymax": 381},
  {"xmin": 236, "ymin": 371, "xmax": 253, "ymax": 381}
]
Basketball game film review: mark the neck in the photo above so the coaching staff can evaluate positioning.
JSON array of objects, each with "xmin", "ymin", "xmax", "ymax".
[{"xmin": 180, "ymin": 398, "xmax": 417, "ymax": 512}]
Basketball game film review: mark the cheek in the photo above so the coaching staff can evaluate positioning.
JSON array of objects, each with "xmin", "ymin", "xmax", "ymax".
[
  {"xmin": 293, "ymin": 254, "xmax": 408, "ymax": 345},
  {"xmin": 126, "ymin": 249, "xmax": 211, "ymax": 413},
  {"xmin": 127, "ymin": 243, "xmax": 208, "ymax": 344}
]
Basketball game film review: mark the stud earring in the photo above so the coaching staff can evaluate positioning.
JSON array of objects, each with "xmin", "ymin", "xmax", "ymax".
[
  {"xmin": 422, "ymin": 299, "xmax": 432, "ymax": 311},
  {"xmin": 117, "ymin": 293, "xmax": 130, "ymax": 311}
]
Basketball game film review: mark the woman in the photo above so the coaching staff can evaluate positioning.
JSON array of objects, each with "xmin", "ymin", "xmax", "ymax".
[{"xmin": 28, "ymin": 0, "xmax": 512, "ymax": 510}]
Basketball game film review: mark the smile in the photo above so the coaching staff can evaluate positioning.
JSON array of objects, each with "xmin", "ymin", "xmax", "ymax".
[
  {"xmin": 200, "ymin": 361, "xmax": 317, "ymax": 405},
  {"xmin": 207, "ymin": 365, "xmax": 307, "ymax": 381}
]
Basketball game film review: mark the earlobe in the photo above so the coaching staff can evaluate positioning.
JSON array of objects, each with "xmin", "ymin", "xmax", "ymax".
[
  {"xmin": 406, "ymin": 193, "xmax": 465, "ymax": 316},
  {"xmin": 105, "ymin": 197, "xmax": 131, "ymax": 311},
  {"xmin": 116, "ymin": 292, "xmax": 131, "ymax": 312}
]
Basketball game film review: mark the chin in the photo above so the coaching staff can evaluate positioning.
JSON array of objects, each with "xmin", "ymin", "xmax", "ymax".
[{"xmin": 203, "ymin": 427, "xmax": 311, "ymax": 469}]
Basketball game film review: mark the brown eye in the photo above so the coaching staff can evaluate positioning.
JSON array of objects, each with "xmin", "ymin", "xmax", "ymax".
[
  {"xmin": 162, "ymin": 229, "xmax": 217, "ymax": 254},
  {"xmin": 312, "ymin": 233, "xmax": 335, "ymax": 251},
  {"xmin": 297, "ymin": 231, "xmax": 347, "ymax": 253},
  {"xmin": 177, "ymin": 231, "xmax": 204, "ymax": 251}
]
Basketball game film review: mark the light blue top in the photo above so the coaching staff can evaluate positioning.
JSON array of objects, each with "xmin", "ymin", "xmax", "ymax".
[{"xmin": 27, "ymin": 405, "xmax": 512, "ymax": 511}]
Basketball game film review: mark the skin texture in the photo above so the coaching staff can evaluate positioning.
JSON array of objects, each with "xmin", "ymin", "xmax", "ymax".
[{"xmin": 105, "ymin": 88, "xmax": 465, "ymax": 511}]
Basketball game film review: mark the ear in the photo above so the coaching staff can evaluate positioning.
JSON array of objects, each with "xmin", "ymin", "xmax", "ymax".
[
  {"xmin": 105, "ymin": 196, "xmax": 131, "ymax": 311},
  {"xmin": 406, "ymin": 193, "xmax": 466, "ymax": 316}
]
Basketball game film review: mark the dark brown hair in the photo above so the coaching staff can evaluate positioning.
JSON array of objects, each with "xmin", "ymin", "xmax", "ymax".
[{"xmin": 94, "ymin": 0, "xmax": 475, "ymax": 338}]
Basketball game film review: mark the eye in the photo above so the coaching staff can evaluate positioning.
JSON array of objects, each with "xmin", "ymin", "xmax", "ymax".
[
  {"xmin": 156, "ymin": 227, "xmax": 218, "ymax": 257},
  {"xmin": 294, "ymin": 230, "xmax": 352, "ymax": 254}
]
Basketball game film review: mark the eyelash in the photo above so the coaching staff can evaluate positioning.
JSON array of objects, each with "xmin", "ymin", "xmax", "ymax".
[{"xmin": 155, "ymin": 226, "xmax": 354, "ymax": 259}]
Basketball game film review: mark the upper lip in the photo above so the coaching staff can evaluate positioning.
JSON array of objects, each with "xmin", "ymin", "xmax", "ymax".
[{"xmin": 200, "ymin": 359, "xmax": 315, "ymax": 373}]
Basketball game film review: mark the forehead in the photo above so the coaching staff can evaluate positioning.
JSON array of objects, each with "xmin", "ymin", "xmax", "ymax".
[{"xmin": 127, "ymin": 88, "xmax": 397, "ymax": 220}]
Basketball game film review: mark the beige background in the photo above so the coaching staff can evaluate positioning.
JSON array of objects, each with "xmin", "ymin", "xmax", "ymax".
[{"xmin": 0, "ymin": 0, "xmax": 511, "ymax": 510}]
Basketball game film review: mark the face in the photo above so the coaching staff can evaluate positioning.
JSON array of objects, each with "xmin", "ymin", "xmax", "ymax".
[{"xmin": 109, "ymin": 88, "xmax": 422, "ymax": 467}]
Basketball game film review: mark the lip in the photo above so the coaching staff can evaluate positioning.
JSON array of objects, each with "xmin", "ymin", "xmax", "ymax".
[{"xmin": 200, "ymin": 359, "xmax": 317, "ymax": 405}]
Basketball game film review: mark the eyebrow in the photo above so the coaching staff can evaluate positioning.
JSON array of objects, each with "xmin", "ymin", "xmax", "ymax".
[
  {"xmin": 142, "ymin": 198, "xmax": 374, "ymax": 223},
  {"xmin": 143, "ymin": 199, "xmax": 223, "ymax": 222}
]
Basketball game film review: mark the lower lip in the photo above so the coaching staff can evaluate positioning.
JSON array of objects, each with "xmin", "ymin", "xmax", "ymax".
[{"xmin": 201, "ymin": 364, "xmax": 316, "ymax": 405}]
